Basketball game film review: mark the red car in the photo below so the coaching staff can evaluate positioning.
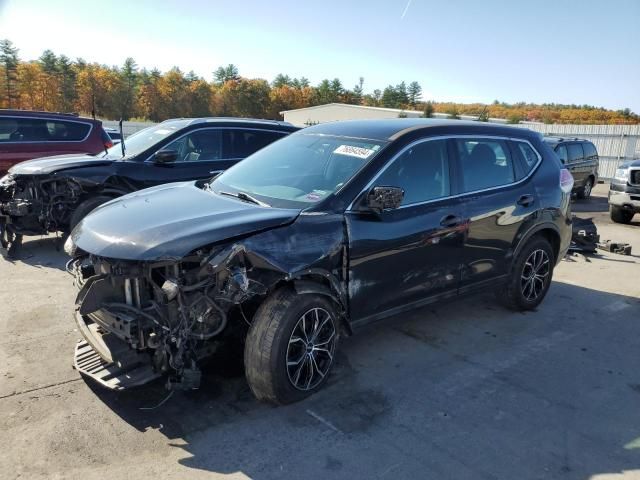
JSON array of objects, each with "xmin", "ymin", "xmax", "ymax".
[{"xmin": 0, "ymin": 110, "xmax": 113, "ymax": 175}]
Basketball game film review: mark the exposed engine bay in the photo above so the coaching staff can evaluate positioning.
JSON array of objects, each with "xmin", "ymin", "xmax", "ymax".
[
  {"xmin": 0, "ymin": 174, "xmax": 84, "ymax": 236},
  {"xmin": 69, "ymin": 243, "xmax": 331, "ymax": 390}
]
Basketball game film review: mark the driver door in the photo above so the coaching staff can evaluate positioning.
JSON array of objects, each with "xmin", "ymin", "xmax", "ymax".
[
  {"xmin": 141, "ymin": 128, "xmax": 236, "ymax": 187},
  {"xmin": 346, "ymin": 138, "xmax": 466, "ymax": 326}
]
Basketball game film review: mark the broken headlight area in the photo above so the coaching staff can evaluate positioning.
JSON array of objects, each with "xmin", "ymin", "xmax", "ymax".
[
  {"xmin": 0, "ymin": 175, "xmax": 84, "ymax": 234},
  {"xmin": 71, "ymin": 247, "xmax": 271, "ymax": 390}
]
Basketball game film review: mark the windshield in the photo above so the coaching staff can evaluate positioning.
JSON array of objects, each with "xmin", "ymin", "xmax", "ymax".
[
  {"xmin": 104, "ymin": 120, "xmax": 191, "ymax": 158},
  {"xmin": 211, "ymin": 133, "xmax": 387, "ymax": 208}
]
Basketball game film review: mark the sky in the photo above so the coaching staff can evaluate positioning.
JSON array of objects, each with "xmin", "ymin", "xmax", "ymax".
[{"xmin": 0, "ymin": 0, "xmax": 639, "ymax": 112}]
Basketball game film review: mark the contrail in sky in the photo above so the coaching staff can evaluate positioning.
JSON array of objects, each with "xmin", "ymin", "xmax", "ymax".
[{"xmin": 401, "ymin": 0, "xmax": 413, "ymax": 19}]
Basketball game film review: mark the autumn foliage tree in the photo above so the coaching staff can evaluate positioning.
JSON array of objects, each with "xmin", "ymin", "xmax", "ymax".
[{"xmin": 0, "ymin": 39, "xmax": 638, "ymax": 125}]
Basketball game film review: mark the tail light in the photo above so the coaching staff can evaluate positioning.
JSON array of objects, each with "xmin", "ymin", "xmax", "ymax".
[
  {"xmin": 560, "ymin": 168, "xmax": 574, "ymax": 193},
  {"xmin": 100, "ymin": 129, "xmax": 114, "ymax": 149}
]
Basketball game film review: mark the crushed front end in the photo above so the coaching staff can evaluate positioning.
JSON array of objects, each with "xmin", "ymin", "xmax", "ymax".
[
  {"xmin": 69, "ymin": 246, "xmax": 271, "ymax": 390},
  {"xmin": 0, "ymin": 173, "xmax": 84, "ymax": 245}
]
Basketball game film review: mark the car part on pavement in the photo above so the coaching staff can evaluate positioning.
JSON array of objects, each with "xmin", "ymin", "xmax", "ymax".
[
  {"xmin": 596, "ymin": 240, "xmax": 632, "ymax": 255},
  {"xmin": 569, "ymin": 216, "xmax": 599, "ymax": 253}
]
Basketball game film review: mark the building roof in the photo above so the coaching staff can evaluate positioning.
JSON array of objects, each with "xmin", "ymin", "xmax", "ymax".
[
  {"xmin": 279, "ymin": 103, "xmax": 424, "ymax": 115},
  {"xmin": 299, "ymin": 118, "xmax": 537, "ymax": 142}
]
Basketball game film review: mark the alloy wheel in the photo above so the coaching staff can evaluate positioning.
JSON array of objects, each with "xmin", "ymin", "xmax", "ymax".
[
  {"xmin": 286, "ymin": 307, "xmax": 336, "ymax": 391},
  {"xmin": 584, "ymin": 180, "xmax": 592, "ymax": 197},
  {"xmin": 520, "ymin": 249, "xmax": 550, "ymax": 301}
]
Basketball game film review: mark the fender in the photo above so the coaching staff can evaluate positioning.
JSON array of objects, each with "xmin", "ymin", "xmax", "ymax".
[{"xmin": 512, "ymin": 221, "xmax": 561, "ymax": 262}]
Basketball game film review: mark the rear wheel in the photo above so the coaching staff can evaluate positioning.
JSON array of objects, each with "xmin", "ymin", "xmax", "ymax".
[
  {"xmin": 610, "ymin": 206, "xmax": 634, "ymax": 224},
  {"xmin": 244, "ymin": 287, "xmax": 339, "ymax": 404},
  {"xmin": 577, "ymin": 177, "xmax": 593, "ymax": 199},
  {"xmin": 502, "ymin": 237, "xmax": 554, "ymax": 311},
  {"xmin": 68, "ymin": 195, "xmax": 113, "ymax": 232}
]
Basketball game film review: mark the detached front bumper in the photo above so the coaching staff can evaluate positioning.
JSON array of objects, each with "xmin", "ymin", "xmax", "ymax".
[
  {"xmin": 608, "ymin": 189, "xmax": 640, "ymax": 213},
  {"xmin": 73, "ymin": 311, "xmax": 161, "ymax": 390}
]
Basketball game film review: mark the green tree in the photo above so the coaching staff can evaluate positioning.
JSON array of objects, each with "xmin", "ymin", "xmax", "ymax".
[
  {"xmin": 119, "ymin": 57, "xmax": 138, "ymax": 119},
  {"xmin": 272, "ymin": 74, "xmax": 292, "ymax": 88},
  {"xmin": 446, "ymin": 106, "xmax": 460, "ymax": 119},
  {"xmin": 0, "ymin": 39, "xmax": 20, "ymax": 108},
  {"xmin": 407, "ymin": 81, "xmax": 422, "ymax": 107},
  {"xmin": 213, "ymin": 64, "xmax": 239, "ymax": 85},
  {"xmin": 422, "ymin": 101, "xmax": 434, "ymax": 118},
  {"xmin": 57, "ymin": 55, "xmax": 76, "ymax": 111}
]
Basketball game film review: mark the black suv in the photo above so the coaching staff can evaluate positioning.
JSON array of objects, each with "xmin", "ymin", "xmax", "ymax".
[
  {"xmin": 543, "ymin": 136, "xmax": 599, "ymax": 199},
  {"xmin": 0, "ymin": 118, "xmax": 297, "ymax": 253},
  {"xmin": 608, "ymin": 159, "xmax": 640, "ymax": 223},
  {"xmin": 66, "ymin": 119, "xmax": 572, "ymax": 403}
]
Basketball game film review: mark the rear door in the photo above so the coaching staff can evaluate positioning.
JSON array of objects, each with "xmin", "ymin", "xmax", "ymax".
[
  {"xmin": 566, "ymin": 142, "xmax": 586, "ymax": 186},
  {"xmin": 454, "ymin": 137, "xmax": 540, "ymax": 291}
]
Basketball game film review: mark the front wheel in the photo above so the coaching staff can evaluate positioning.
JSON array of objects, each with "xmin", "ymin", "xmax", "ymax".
[
  {"xmin": 610, "ymin": 206, "xmax": 634, "ymax": 224},
  {"xmin": 502, "ymin": 237, "xmax": 555, "ymax": 311},
  {"xmin": 244, "ymin": 287, "xmax": 339, "ymax": 404},
  {"xmin": 0, "ymin": 223, "xmax": 22, "ymax": 258},
  {"xmin": 68, "ymin": 195, "xmax": 113, "ymax": 232}
]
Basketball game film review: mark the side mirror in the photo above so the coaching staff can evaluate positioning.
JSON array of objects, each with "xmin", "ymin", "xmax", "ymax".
[
  {"xmin": 365, "ymin": 186, "xmax": 404, "ymax": 214},
  {"xmin": 153, "ymin": 149, "xmax": 178, "ymax": 163}
]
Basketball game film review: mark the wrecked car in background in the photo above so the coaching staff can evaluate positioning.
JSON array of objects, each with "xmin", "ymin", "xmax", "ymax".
[
  {"xmin": 0, "ymin": 118, "xmax": 297, "ymax": 254},
  {"xmin": 66, "ymin": 119, "xmax": 572, "ymax": 404}
]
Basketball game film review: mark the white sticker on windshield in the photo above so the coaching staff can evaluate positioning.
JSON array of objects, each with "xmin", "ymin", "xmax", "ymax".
[{"xmin": 333, "ymin": 145, "xmax": 376, "ymax": 159}]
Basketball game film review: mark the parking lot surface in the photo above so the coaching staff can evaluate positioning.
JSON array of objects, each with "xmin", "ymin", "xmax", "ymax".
[{"xmin": 1, "ymin": 184, "xmax": 639, "ymax": 480}]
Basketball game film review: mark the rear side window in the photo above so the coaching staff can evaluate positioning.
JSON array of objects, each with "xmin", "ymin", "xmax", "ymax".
[
  {"xmin": 0, "ymin": 117, "xmax": 91, "ymax": 142},
  {"xmin": 583, "ymin": 142, "xmax": 598, "ymax": 160},
  {"xmin": 567, "ymin": 143, "xmax": 584, "ymax": 163},
  {"xmin": 224, "ymin": 130, "xmax": 287, "ymax": 158},
  {"xmin": 165, "ymin": 129, "xmax": 223, "ymax": 162},
  {"xmin": 555, "ymin": 145, "xmax": 568, "ymax": 164},
  {"xmin": 375, "ymin": 139, "xmax": 450, "ymax": 205},
  {"xmin": 513, "ymin": 141, "xmax": 540, "ymax": 172},
  {"xmin": 456, "ymin": 138, "xmax": 514, "ymax": 192}
]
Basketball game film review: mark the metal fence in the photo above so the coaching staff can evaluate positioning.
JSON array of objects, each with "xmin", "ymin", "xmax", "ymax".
[{"xmin": 516, "ymin": 123, "xmax": 640, "ymax": 180}]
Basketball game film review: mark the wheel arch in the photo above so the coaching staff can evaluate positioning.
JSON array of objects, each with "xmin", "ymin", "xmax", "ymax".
[{"xmin": 514, "ymin": 223, "xmax": 561, "ymax": 265}]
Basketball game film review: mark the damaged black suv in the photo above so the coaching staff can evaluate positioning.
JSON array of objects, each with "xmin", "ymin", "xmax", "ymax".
[
  {"xmin": 67, "ymin": 119, "xmax": 572, "ymax": 404},
  {"xmin": 0, "ymin": 118, "xmax": 297, "ymax": 254}
]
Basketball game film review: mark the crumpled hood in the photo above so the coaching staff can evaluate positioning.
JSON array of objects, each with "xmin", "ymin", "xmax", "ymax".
[
  {"xmin": 71, "ymin": 181, "xmax": 301, "ymax": 261},
  {"xmin": 9, "ymin": 154, "xmax": 113, "ymax": 176}
]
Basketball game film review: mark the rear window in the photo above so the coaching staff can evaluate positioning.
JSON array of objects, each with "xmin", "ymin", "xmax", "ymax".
[
  {"xmin": 567, "ymin": 143, "xmax": 584, "ymax": 163},
  {"xmin": 0, "ymin": 117, "xmax": 91, "ymax": 142},
  {"xmin": 456, "ymin": 138, "xmax": 515, "ymax": 192},
  {"xmin": 583, "ymin": 142, "xmax": 598, "ymax": 159},
  {"xmin": 514, "ymin": 141, "xmax": 540, "ymax": 171}
]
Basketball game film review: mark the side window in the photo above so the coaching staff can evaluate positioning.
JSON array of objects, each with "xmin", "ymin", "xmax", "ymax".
[
  {"xmin": 224, "ymin": 130, "xmax": 286, "ymax": 158},
  {"xmin": 514, "ymin": 141, "xmax": 540, "ymax": 172},
  {"xmin": 0, "ymin": 118, "xmax": 50, "ymax": 142},
  {"xmin": 0, "ymin": 118, "xmax": 19, "ymax": 142},
  {"xmin": 583, "ymin": 142, "xmax": 598, "ymax": 160},
  {"xmin": 46, "ymin": 120, "xmax": 91, "ymax": 141},
  {"xmin": 164, "ymin": 129, "xmax": 222, "ymax": 162},
  {"xmin": 555, "ymin": 145, "xmax": 568, "ymax": 164},
  {"xmin": 567, "ymin": 143, "xmax": 584, "ymax": 163},
  {"xmin": 375, "ymin": 139, "xmax": 450, "ymax": 205},
  {"xmin": 456, "ymin": 138, "xmax": 514, "ymax": 192}
]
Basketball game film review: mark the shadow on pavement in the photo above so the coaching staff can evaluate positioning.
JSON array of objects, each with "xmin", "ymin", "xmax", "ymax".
[
  {"xmin": 86, "ymin": 281, "xmax": 640, "ymax": 480},
  {"xmin": 1, "ymin": 235, "xmax": 68, "ymax": 270}
]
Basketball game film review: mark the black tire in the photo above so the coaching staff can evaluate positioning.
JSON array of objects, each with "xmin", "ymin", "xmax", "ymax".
[
  {"xmin": 0, "ymin": 224, "xmax": 22, "ymax": 258},
  {"xmin": 68, "ymin": 195, "xmax": 112, "ymax": 232},
  {"xmin": 576, "ymin": 177, "xmax": 593, "ymax": 199},
  {"xmin": 610, "ymin": 206, "xmax": 634, "ymax": 224},
  {"xmin": 244, "ymin": 287, "xmax": 339, "ymax": 404},
  {"xmin": 502, "ymin": 236, "xmax": 555, "ymax": 311}
]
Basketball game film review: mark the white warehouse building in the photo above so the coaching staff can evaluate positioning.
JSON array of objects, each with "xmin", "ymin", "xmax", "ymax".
[{"xmin": 280, "ymin": 103, "xmax": 508, "ymax": 127}]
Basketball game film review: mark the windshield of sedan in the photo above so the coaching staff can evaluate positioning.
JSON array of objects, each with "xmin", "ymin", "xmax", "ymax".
[
  {"xmin": 210, "ymin": 133, "xmax": 387, "ymax": 208},
  {"xmin": 104, "ymin": 120, "xmax": 191, "ymax": 158}
]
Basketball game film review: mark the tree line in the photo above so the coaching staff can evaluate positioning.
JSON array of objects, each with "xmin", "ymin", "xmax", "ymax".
[{"xmin": 1, "ymin": 39, "xmax": 638, "ymax": 125}]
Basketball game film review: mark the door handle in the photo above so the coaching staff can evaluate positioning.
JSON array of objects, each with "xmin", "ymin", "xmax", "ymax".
[
  {"xmin": 440, "ymin": 214, "xmax": 463, "ymax": 228},
  {"xmin": 517, "ymin": 194, "xmax": 535, "ymax": 207}
]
